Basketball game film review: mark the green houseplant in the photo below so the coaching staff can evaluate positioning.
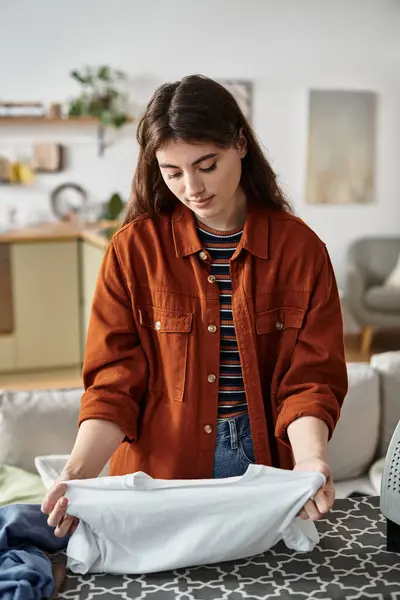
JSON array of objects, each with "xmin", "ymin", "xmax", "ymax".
[{"xmin": 68, "ymin": 65, "xmax": 129, "ymax": 128}]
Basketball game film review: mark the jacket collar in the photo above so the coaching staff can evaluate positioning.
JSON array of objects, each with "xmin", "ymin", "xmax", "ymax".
[{"xmin": 171, "ymin": 201, "xmax": 269, "ymax": 260}]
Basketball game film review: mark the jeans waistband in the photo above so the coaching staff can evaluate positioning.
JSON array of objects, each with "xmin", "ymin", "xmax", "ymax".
[{"xmin": 215, "ymin": 412, "xmax": 251, "ymax": 442}]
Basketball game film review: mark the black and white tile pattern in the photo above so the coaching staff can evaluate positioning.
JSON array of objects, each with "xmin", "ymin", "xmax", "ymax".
[{"xmin": 56, "ymin": 497, "xmax": 400, "ymax": 600}]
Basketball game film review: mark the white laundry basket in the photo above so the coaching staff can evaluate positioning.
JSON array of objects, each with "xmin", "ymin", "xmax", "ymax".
[{"xmin": 34, "ymin": 454, "xmax": 109, "ymax": 489}]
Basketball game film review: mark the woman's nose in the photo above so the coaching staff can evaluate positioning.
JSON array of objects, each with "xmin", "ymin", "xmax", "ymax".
[{"xmin": 184, "ymin": 173, "xmax": 205, "ymax": 199}]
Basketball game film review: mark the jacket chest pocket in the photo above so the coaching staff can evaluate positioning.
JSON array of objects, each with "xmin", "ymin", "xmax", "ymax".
[
  {"xmin": 138, "ymin": 305, "xmax": 193, "ymax": 402},
  {"xmin": 255, "ymin": 306, "xmax": 305, "ymax": 392},
  {"xmin": 256, "ymin": 306, "xmax": 305, "ymax": 336}
]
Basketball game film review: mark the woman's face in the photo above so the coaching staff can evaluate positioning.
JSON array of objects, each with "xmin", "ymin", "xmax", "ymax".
[{"xmin": 156, "ymin": 137, "xmax": 247, "ymax": 228}]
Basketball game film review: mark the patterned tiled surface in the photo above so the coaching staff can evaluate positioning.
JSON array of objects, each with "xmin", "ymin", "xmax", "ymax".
[{"xmin": 57, "ymin": 496, "xmax": 400, "ymax": 599}]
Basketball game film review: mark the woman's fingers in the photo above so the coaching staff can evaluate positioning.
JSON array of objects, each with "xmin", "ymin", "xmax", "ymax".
[
  {"xmin": 46, "ymin": 496, "xmax": 68, "ymax": 528},
  {"xmin": 302, "ymin": 499, "xmax": 323, "ymax": 521},
  {"xmin": 299, "ymin": 485, "xmax": 335, "ymax": 521},
  {"xmin": 298, "ymin": 508, "xmax": 309, "ymax": 520},
  {"xmin": 41, "ymin": 482, "xmax": 68, "ymax": 515},
  {"xmin": 314, "ymin": 485, "xmax": 333, "ymax": 515},
  {"xmin": 41, "ymin": 479, "xmax": 78, "ymax": 537},
  {"xmin": 69, "ymin": 516, "xmax": 79, "ymax": 535},
  {"xmin": 54, "ymin": 514, "xmax": 76, "ymax": 538}
]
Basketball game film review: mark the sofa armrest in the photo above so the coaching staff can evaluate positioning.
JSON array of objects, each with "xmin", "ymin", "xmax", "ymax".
[
  {"xmin": 370, "ymin": 351, "xmax": 400, "ymax": 457},
  {"xmin": 327, "ymin": 362, "xmax": 380, "ymax": 481},
  {"xmin": 346, "ymin": 263, "xmax": 367, "ymax": 315}
]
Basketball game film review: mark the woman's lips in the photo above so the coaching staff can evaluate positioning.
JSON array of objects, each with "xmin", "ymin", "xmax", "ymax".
[{"xmin": 190, "ymin": 195, "xmax": 214, "ymax": 208}]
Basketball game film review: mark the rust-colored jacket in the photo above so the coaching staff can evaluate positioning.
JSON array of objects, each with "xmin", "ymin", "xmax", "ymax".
[{"xmin": 79, "ymin": 201, "xmax": 347, "ymax": 478}]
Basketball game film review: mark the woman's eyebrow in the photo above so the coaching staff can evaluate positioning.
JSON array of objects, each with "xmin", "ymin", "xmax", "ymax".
[{"xmin": 159, "ymin": 153, "xmax": 218, "ymax": 169}]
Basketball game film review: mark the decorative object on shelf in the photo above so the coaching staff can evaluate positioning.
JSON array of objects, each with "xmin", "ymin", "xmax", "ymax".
[
  {"xmin": 0, "ymin": 156, "xmax": 35, "ymax": 185},
  {"xmin": 68, "ymin": 65, "xmax": 131, "ymax": 156},
  {"xmin": 32, "ymin": 143, "xmax": 64, "ymax": 173},
  {"xmin": 219, "ymin": 80, "xmax": 253, "ymax": 122},
  {"xmin": 11, "ymin": 161, "xmax": 35, "ymax": 185},
  {"xmin": 0, "ymin": 102, "xmax": 45, "ymax": 118},
  {"xmin": 306, "ymin": 90, "xmax": 377, "ymax": 205},
  {"xmin": 0, "ymin": 156, "xmax": 12, "ymax": 182},
  {"xmin": 50, "ymin": 183, "xmax": 88, "ymax": 222},
  {"xmin": 47, "ymin": 103, "xmax": 63, "ymax": 119},
  {"xmin": 98, "ymin": 193, "xmax": 126, "ymax": 239},
  {"xmin": 68, "ymin": 65, "xmax": 130, "ymax": 127},
  {"xmin": 102, "ymin": 192, "xmax": 125, "ymax": 221}
]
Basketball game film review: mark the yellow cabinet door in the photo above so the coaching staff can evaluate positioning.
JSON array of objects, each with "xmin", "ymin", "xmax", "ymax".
[
  {"xmin": 12, "ymin": 241, "xmax": 81, "ymax": 370},
  {"xmin": 0, "ymin": 334, "xmax": 17, "ymax": 372},
  {"xmin": 80, "ymin": 241, "xmax": 105, "ymax": 356}
]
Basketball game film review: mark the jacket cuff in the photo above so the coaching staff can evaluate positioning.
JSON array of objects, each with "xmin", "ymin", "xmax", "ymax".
[
  {"xmin": 78, "ymin": 391, "xmax": 138, "ymax": 442},
  {"xmin": 275, "ymin": 393, "xmax": 339, "ymax": 447}
]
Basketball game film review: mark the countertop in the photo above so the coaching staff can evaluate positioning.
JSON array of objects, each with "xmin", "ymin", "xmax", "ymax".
[{"xmin": 0, "ymin": 221, "xmax": 118, "ymax": 250}]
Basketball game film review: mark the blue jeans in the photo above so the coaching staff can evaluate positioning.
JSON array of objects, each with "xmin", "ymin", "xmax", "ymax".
[{"xmin": 212, "ymin": 412, "xmax": 255, "ymax": 479}]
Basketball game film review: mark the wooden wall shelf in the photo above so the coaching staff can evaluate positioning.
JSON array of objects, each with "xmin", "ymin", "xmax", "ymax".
[
  {"xmin": 0, "ymin": 116, "xmax": 133, "ymax": 156},
  {"xmin": 0, "ymin": 116, "xmax": 99, "ymax": 125}
]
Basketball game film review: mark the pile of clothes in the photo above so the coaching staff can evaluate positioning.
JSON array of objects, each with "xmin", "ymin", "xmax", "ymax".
[{"xmin": 0, "ymin": 504, "xmax": 68, "ymax": 600}]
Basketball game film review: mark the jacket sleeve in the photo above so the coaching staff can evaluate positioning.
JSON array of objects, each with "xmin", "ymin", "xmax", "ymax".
[
  {"xmin": 79, "ymin": 239, "xmax": 148, "ymax": 441},
  {"xmin": 274, "ymin": 245, "xmax": 348, "ymax": 445}
]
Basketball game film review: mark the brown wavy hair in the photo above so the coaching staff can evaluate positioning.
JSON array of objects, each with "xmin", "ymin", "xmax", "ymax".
[{"xmin": 124, "ymin": 75, "xmax": 292, "ymax": 224}]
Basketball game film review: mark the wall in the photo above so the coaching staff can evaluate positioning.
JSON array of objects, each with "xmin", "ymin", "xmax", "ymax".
[{"xmin": 1, "ymin": 0, "xmax": 400, "ymax": 299}]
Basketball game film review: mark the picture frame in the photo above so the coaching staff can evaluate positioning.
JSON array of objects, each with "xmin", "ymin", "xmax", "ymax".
[{"xmin": 219, "ymin": 79, "xmax": 253, "ymax": 122}]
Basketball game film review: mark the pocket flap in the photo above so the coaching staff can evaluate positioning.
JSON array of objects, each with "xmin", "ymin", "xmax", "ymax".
[
  {"xmin": 138, "ymin": 306, "xmax": 193, "ymax": 333},
  {"xmin": 256, "ymin": 307, "xmax": 305, "ymax": 334}
]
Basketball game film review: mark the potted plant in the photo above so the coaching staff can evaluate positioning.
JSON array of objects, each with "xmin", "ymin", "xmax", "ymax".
[{"xmin": 68, "ymin": 65, "xmax": 129, "ymax": 128}]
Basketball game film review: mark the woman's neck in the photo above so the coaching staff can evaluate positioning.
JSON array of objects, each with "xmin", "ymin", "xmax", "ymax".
[{"xmin": 196, "ymin": 188, "xmax": 247, "ymax": 231}]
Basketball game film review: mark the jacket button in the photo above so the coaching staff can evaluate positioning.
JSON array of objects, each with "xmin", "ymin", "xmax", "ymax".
[
  {"xmin": 207, "ymin": 373, "xmax": 217, "ymax": 383},
  {"xmin": 207, "ymin": 275, "xmax": 216, "ymax": 284},
  {"xmin": 208, "ymin": 324, "xmax": 217, "ymax": 333},
  {"xmin": 199, "ymin": 251, "xmax": 207, "ymax": 261},
  {"xmin": 276, "ymin": 321, "xmax": 284, "ymax": 330},
  {"xmin": 204, "ymin": 425, "xmax": 213, "ymax": 434},
  {"xmin": 155, "ymin": 321, "xmax": 162, "ymax": 331}
]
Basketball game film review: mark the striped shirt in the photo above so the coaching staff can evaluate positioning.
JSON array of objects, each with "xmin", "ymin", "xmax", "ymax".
[{"xmin": 196, "ymin": 222, "xmax": 247, "ymax": 419}]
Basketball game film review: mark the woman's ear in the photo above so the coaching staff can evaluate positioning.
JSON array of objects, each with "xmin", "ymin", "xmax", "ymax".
[{"xmin": 236, "ymin": 128, "xmax": 248, "ymax": 158}]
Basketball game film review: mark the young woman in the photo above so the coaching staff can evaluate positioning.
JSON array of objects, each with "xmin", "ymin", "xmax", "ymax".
[{"xmin": 42, "ymin": 75, "xmax": 347, "ymax": 537}]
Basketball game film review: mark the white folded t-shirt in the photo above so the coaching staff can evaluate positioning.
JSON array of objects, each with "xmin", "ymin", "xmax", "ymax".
[{"xmin": 64, "ymin": 465, "xmax": 325, "ymax": 575}]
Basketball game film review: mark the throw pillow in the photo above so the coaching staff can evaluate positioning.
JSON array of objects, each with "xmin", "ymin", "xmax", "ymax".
[{"xmin": 385, "ymin": 253, "xmax": 400, "ymax": 288}]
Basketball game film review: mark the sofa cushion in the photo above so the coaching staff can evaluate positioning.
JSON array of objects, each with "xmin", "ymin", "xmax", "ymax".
[
  {"xmin": 327, "ymin": 362, "xmax": 380, "ymax": 481},
  {"xmin": 370, "ymin": 351, "xmax": 400, "ymax": 457},
  {"xmin": 385, "ymin": 253, "xmax": 400, "ymax": 289},
  {"xmin": 0, "ymin": 464, "xmax": 46, "ymax": 506},
  {"xmin": 0, "ymin": 387, "xmax": 82, "ymax": 473},
  {"xmin": 364, "ymin": 285, "xmax": 400, "ymax": 312}
]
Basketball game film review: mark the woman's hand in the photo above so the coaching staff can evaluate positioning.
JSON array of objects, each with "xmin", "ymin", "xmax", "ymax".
[
  {"xmin": 41, "ymin": 471, "xmax": 79, "ymax": 538},
  {"xmin": 293, "ymin": 456, "xmax": 334, "ymax": 521},
  {"xmin": 40, "ymin": 419, "xmax": 122, "ymax": 537}
]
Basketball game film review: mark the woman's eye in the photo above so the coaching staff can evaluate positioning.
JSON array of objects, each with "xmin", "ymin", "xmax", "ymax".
[
  {"xmin": 199, "ymin": 163, "xmax": 217, "ymax": 173},
  {"xmin": 167, "ymin": 163, "xmax": 216, "ymax": 179}
]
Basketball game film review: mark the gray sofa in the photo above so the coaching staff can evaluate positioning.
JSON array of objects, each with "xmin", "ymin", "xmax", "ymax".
[
  {"xmin": 1, "ymin": 351, "xmax": 400, "ymax": 502},
  {"xmin": 346, "ymin": 237, "xmax": 400, "ymax": 357}
]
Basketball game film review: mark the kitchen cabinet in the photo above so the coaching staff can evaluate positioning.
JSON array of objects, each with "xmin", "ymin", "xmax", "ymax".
[
  {"xmin": 80, "ymin": 241, "xmax": 105, "ymax": 355},
  {"xmin": 0, "ymin": 244, "xmax": 13, "ymax": 334},
  {"xmin": 0, "ymin": 222, "xmax": 109, "ymax": 374},
  {"xmin": 11, "ymin": 240, "xmax": 81, "ymax": 370},
  {"xmin": 0, "ymin": 334, "xmax": 17, "ymax": 372}
]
